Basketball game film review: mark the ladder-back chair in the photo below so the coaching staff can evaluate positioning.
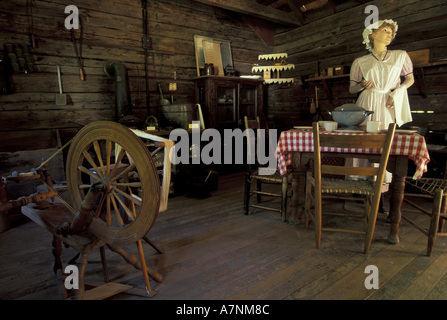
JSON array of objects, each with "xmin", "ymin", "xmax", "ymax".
[
  {"xmin": 243, "ymin": 116, "xmax": 291, "ymax": 222},
  {"xmin": 403, "ymin": 178, "xmax": 447, "ymax": 256},
  {"xmin": 305, "ymin": 122, "xmax": 396, "ymax": 253}
]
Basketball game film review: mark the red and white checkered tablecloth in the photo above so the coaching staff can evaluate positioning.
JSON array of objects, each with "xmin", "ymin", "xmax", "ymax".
[{"xmin": 276, "ymin": 130, "xmax": 430, "ymax": 179}]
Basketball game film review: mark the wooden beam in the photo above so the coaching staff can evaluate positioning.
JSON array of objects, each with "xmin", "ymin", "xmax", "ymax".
[
  {"xmin": 256, "ymin": 0, "xmax": 277, "ymax": 5},
  {"xmin": 194, "ymin": 0, "xmax": 302, "ymax": 27},
  {"xmin": 285, "ymin": 0, "xmax": 305, "ymax": 25},
  {"xmin": 241, "ymin": 14, "xmax": 275, "ymax": 46},
  {"xmin": 327, "ymin": 0, "xmax": 337, "ymax": 13}
]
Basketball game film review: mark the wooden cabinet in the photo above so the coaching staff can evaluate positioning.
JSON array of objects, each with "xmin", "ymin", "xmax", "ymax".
[{"xmin": 194, "ymin": 76, "xmax": 264, "ymax": 130}]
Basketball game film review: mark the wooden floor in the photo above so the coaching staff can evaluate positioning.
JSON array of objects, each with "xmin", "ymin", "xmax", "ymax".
[{"xmin": 1, "ymin": 172, "xmax": 447, "ymax": 300}]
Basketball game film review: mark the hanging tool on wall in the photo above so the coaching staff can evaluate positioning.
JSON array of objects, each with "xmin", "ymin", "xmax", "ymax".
[
  {"xmin": 26, "ymin": 0, "xmax": 36, "ymax": 48},
  {"xmin": 71, "ymin": 13, "xmax": 85, "ymax": 80},
  {"xmin": 56, "ymin": 66, "xmax": 67, "ymax": 105},
  {"xmin": 310, "ymin": 98, "xmax": 316, "ymax": 114},
  {"xmin": 313, "ymin": 86, "xmax": 322, "ymax": 121},
  {"xmin": 158, "ymin": 82, "xmax": 170, "ymax": 106},
  {"xmin": 141, "ymin": 0, "xmax": 152, "ymax": 51},
  {"xmin": 141, "ymin": 0, "xmax": 152, "ymax": 117}
]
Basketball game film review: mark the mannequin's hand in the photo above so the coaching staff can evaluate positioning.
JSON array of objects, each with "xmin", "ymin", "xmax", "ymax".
[
  {"xmin": 386, "ymin": 95, "xmax": 395, "ymax": 108},
  {"xmin": 362, "ymin": 80, "xmax": 373, "ymax": 89}
]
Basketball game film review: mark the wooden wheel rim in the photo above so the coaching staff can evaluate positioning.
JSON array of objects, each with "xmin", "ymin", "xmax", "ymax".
[{"xmin": 66, "ymin": 121, "xmax": 160, "ymax": 246}]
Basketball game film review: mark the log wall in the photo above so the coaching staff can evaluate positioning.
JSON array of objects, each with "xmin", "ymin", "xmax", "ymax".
[
  {"xmin": 0, "ymin": 0, "xmax": 271, "ymax": 156},
  {"xmin": 1, "ymin": 0, "xmax": 447, "ymax": 175},
  {"xmin": 269, "ymin": 0, "xmax": 447, "ymax": 132}
]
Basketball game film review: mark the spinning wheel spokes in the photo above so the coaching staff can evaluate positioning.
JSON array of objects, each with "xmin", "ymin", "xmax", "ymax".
[{"xmin": 66, "ymin": 121, "xmax": 160, "ymax": 246}]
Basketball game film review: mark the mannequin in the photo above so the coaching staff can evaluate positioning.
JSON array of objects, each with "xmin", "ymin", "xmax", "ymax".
[
  {"xmin": 350, "ymin": 19, "xmax": 414, "ymax": 129},
  {"xmin": 348, "ymin": 19, "xmax": 414, "ymax": 213}
]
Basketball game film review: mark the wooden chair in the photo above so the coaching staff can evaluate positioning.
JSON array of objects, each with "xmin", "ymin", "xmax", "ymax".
[
  {"xmin": 403, "ymin": 178, "xmax": 447, "ymax": 256},
  {"xmin": 243, "ymin": 116, "xmax": 291, "ymax": 222},
  {"xmin": 305, "ymin": 122, "xmax": 396, "ymax": 253}
]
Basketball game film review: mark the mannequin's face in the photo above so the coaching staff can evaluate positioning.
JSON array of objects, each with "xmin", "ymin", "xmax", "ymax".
[{"xmin": 371, "ymin": 24, "xmax": 395, "ymax": 47}]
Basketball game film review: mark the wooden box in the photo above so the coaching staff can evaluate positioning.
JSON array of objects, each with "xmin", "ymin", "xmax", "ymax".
[{"xmin": 334, "ymin": 66, "xmax": 349, "ymax": 75}]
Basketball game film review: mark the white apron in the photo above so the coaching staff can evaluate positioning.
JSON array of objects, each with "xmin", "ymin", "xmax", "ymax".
[
  {"xmin": 350, "ymin": 50, "xmax": 412, "ymax": 186},
  {"xmin": 356, "ymin": 50, "xmax": 412, "ymax": 128}
]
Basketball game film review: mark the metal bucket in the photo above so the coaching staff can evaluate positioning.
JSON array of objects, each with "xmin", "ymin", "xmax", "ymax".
[{"xmin": 162, "ymin": 104, "xmax": 198, "ymax": 129}]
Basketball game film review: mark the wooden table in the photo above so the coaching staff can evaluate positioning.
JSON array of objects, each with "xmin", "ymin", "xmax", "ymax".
[{"xmin": 276, "ymin": 128, "xmax": 431, "ymax": 244}]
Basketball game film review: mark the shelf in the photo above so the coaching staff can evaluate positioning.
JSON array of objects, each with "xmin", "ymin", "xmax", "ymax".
[
  {"xmin": 413, "ymin": 61, "xmax": 447, "ymax": 68},
  {"xmin": 263, "ymin": 78, "xmax": 294, "ymax": 84},
  {"xmin": 304, "ymin": 61, "xmax": 446, "ymax": 83},
  {"xmin": 252, "ymin": 65, "xmax": 295, "ymax": 73},
  {"xmin": 258, "ymin": 53, "xmax": 288, "ymax": 60},
  {"xmin": 306, "ymin": 73, "xmax": 350, "ymax": 82},
  {"xmin": 305, "ymin": 60, "xmax": 447, "ymax": 99},
  {"xmin": 194, "ymin": 75, "xmax": 263, "ymax": 83},
  {"xmin": 253, "ymin": 52, "xmax": 295, "ymax": 85},
  {"xmin": 413, "ymin": 61, "xmax": 447, "ymax": 98}
]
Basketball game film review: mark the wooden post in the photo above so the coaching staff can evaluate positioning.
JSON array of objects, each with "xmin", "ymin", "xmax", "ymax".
[{"xmin": 0, "ymin": 177, "xmax": 10, "ymax": 233}]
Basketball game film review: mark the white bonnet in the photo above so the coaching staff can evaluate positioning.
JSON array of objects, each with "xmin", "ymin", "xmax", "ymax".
[{"xmin": 362, "ymin": 19, "xmax": 398, "ymax": 52}]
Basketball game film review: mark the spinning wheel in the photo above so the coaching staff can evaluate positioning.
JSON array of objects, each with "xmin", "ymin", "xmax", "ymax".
[
  {"xmin": 65, "ymin": 121, "xmax": 160, "ymax": 246},
  {"xmin": 13, "ymin": 121, "xmax": 172, "ymax": 299}
]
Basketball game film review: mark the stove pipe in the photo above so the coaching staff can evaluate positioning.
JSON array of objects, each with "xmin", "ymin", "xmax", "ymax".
[{"xmin": 104, "ymin": 60, "xmax": 132, "ymax": 121}]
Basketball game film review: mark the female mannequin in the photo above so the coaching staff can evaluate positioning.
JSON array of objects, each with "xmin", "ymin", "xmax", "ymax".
[
  {"xmin": 349, "ymin": 19, "xmax": 414, "ymax": 129},
  {"xmin": 348, "ymin": 19, "xmax": 414, "ymax": 213}
]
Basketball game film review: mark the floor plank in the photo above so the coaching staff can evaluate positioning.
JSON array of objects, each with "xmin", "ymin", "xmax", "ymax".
[{"xmin": 0, "ymin": 172, "xmax": 446, "ymax": 300}]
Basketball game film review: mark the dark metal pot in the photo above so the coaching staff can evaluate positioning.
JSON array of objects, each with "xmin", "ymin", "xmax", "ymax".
[{"xmin": 162, "ymin": 104, "xmax": 198, "ymax": 129}]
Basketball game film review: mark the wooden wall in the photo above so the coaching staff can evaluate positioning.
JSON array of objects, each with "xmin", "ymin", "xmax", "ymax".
[
  {"xmin": 0, "ymin": 0, "xmax": 271, "ymax": 156},
  {"xmin": 1, "ymin": 0, "xmax": 447, "ymax": 176},
  {"xmin": 268, "ymin": 0, "xmax": 447, "ymax": 132}
]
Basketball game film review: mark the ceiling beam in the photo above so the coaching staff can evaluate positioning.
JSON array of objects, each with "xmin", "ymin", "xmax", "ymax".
[
  {"xmin": 285, "ymin": 0, "xmax": 305, "ymax": 25},
  {"xmin": 241, "ymin": 14, "xmax": 275, "ymax": 46},
  {"xmin": 194, "ymin": 0, "xmax": 302, "ymax": 27},
  {"xmin": 327, "ymin": 0, "xmax": 337, "ymax": 13}
]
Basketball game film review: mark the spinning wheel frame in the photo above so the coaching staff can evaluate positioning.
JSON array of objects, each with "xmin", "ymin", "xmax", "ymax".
[{"xmin": 66, "ymin": 121, "xmax": 160, "ymax": 247}]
